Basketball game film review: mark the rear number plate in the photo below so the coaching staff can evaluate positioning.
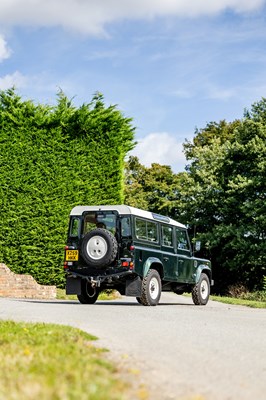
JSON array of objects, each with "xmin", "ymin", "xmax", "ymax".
[{"xmin": 66, "ymin": 250, "xmax": 79, "ymax": 261}]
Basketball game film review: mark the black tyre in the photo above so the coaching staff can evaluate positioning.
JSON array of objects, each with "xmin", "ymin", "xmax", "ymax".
[
  {"xmin": 81, "ymin": 228, "xmax": 118, "ymax": 268},
  {"xmin": 139, "ymin": 269, "xmax": 162, "ymax": 306},
  {"xmin": 192, "ymin": 273, "xmax": 210, "ymax": 305},
  {"xmin": 77, "ymin": 280, "xmax": 99, "ymax": 304}
]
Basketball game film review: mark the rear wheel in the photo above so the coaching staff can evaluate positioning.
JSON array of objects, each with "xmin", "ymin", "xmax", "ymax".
[
  {"xmin": 139, "ymin": 269, "xmax": 161, "ymax": 306},
  {"xmin": 77, "ymin": 280, "xmax": 99, "ymax": 304},
  {"xmin": 192, "ymin": 273, "xmax": 210, "ymax": 305}
]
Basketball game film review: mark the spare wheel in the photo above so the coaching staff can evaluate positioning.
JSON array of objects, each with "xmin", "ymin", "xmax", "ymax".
[{"xmin": 81, "ymin": 228, "xmax": 118, "ymax": 267}]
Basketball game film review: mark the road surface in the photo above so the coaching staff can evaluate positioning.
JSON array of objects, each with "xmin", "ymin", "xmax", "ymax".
[{"xmin": 0, "ymin": 293, "xmax": 265, "ymax": 400}]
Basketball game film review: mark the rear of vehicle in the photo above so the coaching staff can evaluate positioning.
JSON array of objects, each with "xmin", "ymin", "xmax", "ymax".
[{"xmin": 63, "ymin": 206, "xmax": 139, "ymax": 304}]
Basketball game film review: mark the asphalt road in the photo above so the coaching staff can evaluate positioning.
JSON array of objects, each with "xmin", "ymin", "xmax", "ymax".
[{"xmin": 0, "ymin": 293, "xmax": 266, "ymax": 400}]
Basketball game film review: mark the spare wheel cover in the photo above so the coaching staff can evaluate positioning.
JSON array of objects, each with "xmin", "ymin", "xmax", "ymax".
[{"xmin": 81, "ymin": 228, "xmax": 118, "ymax": 267}]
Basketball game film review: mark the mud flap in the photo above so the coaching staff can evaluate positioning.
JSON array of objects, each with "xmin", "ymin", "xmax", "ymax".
[
  {"xmin": 66, "ymin": 276, "xmax": 81, "ymax": 295},
  {"xmin": 125, "ymin": 276, "xmax": 142, "ymax": 297}
]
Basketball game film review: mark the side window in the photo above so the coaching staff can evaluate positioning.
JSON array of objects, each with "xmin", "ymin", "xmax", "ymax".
[
  {"xmin": 147, "ymin": 221, "xmax": 158, "ymax": 242},
  {"xmin": 176, "ymin": 228, "xmax": 189, "ymax": 250},
  {"xmin": 162, "ymin": 225, "xmax": 173, "ymax": 247},
  {"xmin": 69, "ymin": 218, "xmax": 80, "ymax": 237},
  {"xmin": 135, "ymin": 218, "xmax": 158, "ymax": 242},
  {"xmin": 121, "ymin": 217, "xmax": 131, "ymax": 237},
  {"xmin": 135, "ymin": 218, "xmax": 146, "ymax": 240}
]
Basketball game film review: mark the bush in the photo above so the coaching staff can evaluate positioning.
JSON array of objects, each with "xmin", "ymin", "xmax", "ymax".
[
  {"xmin": 227, "ymin": 283, "xmax": 266, "ymax": 302},
  {"xmin": 0, "ymin": 89, "xmax": 135, "ymax": 287}
]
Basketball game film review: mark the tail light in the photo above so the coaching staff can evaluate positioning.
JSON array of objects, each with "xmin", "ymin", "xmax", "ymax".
[
  {"xmin": 121, "ymin": 259, "xmax": 134, "ymax": 269},
  {"xmin": 122, "ymin": 261, "xmax": 129, "ymax": 267}
]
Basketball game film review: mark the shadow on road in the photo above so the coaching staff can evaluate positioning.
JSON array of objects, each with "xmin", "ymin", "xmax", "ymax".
[{"xmin": 11, "ymin": 299, "xmax": 195, "ymax": 307}]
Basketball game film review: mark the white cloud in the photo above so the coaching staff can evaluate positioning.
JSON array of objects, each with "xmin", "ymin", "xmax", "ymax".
[
  {"xmin": 0, "ymin": 0, "xmax": 265, "ymax": 35},
  {"xmin": 0, "ymin": 71, "xmax": 27, "ymax": 90},
  {"xmin": 0, "ymin": 35, "xmax": 11, "ymax": 62},
  {"xmin": 130, "ymin": 132, "xmax": 187, "ymax": 172}
]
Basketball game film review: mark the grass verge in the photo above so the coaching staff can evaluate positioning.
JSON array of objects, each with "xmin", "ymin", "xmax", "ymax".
[
  {"xmin": 210, "ymin": 295, "xmax": 266, "ymax": 308},
  {"xmin": 0, "ymin": 321, "xmax": 127, "ymax": 400}
]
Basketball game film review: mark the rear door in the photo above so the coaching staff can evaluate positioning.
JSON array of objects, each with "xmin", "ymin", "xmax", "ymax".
[
  {"xmin": 133, "ymin": 217, "xmax": 161, "ymax": 276},
  {"xmin": 161, "ymin": 225, "xmax": 178, "ymax": 280}
]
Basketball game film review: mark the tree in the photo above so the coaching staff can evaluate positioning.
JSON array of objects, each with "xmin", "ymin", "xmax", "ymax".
[
  {"xmin": 124, "ymin": 156, "xmax": 180, "ymax": 217},
  {"xmin": 124, "ymin": 103, "xmax": 266, "ymax": 292},
  {"xmin": 180, "ymin": 113, "xmax": 266, "ymax": 292}
]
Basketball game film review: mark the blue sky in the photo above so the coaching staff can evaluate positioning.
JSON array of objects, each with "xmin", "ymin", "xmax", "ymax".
[{"xmin": 1, "ymin": 0, "xmax": 266, "ymax": 172}]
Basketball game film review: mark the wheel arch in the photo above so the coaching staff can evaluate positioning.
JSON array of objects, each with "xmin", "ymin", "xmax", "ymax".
[
  {"xmin": 195, "ymin": 265, "xmax": 212, "ymax": 284},
  {"xmin": 143, "ymin": 257, "xmax": 164, "ymax": 279}
]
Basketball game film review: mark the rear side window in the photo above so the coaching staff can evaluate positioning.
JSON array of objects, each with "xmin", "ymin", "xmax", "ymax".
[
  {"xmin": 69, "ymin": 217, "xmax": 80, "ymax": 237},
  {"xmin": 121, "ymin": 217, "xmax": 131, "ymax": 237},
  {"xmin": 135, "ymin": 218, "xmax": 158, "ymax": 242}
]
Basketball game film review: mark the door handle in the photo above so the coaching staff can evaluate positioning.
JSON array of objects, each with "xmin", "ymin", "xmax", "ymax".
[{"xmin": 163, "ymin": 257, "xmax": 169, "ymax": 261}]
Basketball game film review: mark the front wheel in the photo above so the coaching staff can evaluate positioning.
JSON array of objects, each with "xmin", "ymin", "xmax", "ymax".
[
  {"xmin": 77, "ymin": 280, "xmax": 99, "ymax": 304},
  {"xmin": 192, "ymin": 273, "xmax": 210, "ymax": 305},
  {"xmin": 139, "ymin": 269, "xmax": 162, "ymax": 306}
]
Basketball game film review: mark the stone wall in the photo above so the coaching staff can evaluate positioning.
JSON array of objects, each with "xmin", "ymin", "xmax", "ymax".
[{"xmin": 0, "ymin": 263, "xmax": 56, "ymax": 299}]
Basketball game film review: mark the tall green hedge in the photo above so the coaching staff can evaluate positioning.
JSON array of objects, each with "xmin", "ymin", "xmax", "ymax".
[{"xmin": 0, "ymin": 89, "xmax": 135, "ymax": 287}]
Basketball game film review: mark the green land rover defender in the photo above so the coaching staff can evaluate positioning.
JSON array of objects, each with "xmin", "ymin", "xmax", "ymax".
[{"xmin": 64, "ymin": 205, "xmax": 213, "ymax": 306}]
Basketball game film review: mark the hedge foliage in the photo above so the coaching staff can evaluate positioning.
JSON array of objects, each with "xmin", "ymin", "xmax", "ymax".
[{"xmin": 0, "ymin": 89, "xmax": 135, "ymax": 287}]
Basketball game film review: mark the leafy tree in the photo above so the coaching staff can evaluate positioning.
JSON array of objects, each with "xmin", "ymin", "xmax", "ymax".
[
  {"xmin": 124, "ymin": 156, "xmax": 180, "ymax": 217},
  {"xmin": 125, "ymin": 105, "xmax": 265, "ymax": 293},
  {"xmin": 183, "ymin": 119, "xmax": 241, "ymax": 162},
  {"xmin": 181, "ymin": 113, "xmax": 266, "ymax": 292},
  {"xmin": 0, "ymin": 89, "xmax": 135, "ymax": 286}
]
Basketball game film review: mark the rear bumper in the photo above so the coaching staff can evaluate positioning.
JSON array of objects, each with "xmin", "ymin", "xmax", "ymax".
[{"xmin": 66, "ymin": 270, "xmax": 141, "ymax": 297}]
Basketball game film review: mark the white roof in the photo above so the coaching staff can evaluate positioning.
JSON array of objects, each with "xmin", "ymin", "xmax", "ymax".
[{"xmin": 70, "ymin": 205, "xmax": 186, "ymax": 228}]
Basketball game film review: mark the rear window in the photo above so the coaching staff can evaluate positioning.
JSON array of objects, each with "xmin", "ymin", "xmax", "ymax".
[{"xmin": 83, "ymin": 212, "xmax": 116, "ymax": 235}]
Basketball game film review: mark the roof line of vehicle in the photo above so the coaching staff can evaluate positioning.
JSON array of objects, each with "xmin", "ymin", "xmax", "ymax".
[{"xmin": 70, "ymin": 205, "xmax": 186, "ymax": 228}]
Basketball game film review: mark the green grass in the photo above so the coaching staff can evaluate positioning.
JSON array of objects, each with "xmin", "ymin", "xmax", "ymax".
[
  {"xmin": 0, "ymin": 321, "xmax": 127, "ymax": 400},
  {"xmin": 210, "ymin": 295, "xmax": 266, "ymax": 308}
]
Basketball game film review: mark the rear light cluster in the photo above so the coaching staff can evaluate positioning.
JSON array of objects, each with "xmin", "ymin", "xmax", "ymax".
[{"xmin": 121, "ymin": 260, "xmax": 134, "ymax": 270}]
